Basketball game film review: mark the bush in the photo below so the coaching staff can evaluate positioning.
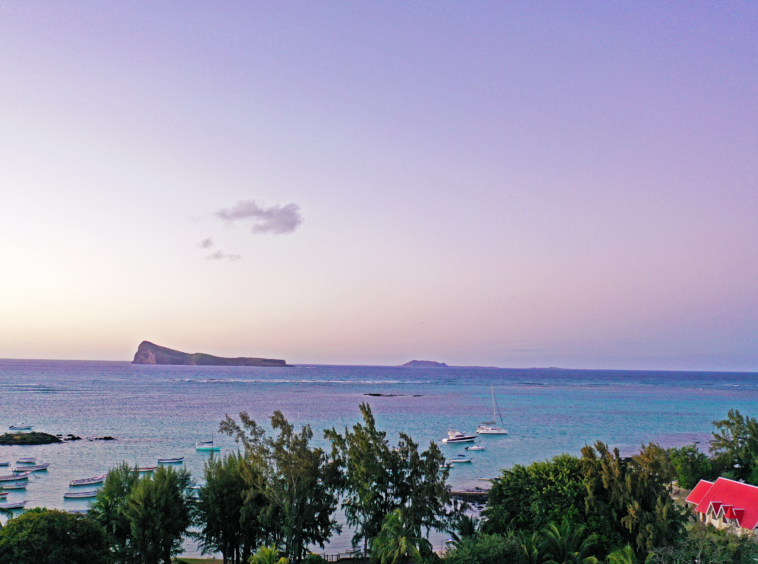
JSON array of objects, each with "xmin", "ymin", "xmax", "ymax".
[
  {"xmin": 443, "ymin": 533, "xmax": 521, "ymax": 564},
  {"xmin": 668, "ymin": 444, "xmax": 712, "ymax": 489},
  {"xmin": 302, "ymin": 554, "xmax": 329, "ymax": 564},
  {"xmin": 0, "ymin": 508, "xmax": 109, "ymax": 564}
]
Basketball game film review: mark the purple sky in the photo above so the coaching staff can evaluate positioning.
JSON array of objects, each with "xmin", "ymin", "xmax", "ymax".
[{"xmin": 1, "ymin": 2, "xmax": 756, "ymax": 370}]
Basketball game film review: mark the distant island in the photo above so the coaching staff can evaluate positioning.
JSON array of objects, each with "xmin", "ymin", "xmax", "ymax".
[
  {"xmin": 400, "ymin": 360, "xmax": 448, "ymax": 367},
  {"xmin": 132, "ymin": 341, "xmax": 289, "ymax": 367}
]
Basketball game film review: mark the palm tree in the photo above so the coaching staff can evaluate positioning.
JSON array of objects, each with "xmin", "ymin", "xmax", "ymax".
[
  {"xmin": 249, "ymin": 545, "xmax": 289, "ymax": 564},
  {"xmin": 370, "ymin": 509, "xmax": 431, "ymax": 564},
  {"xmin": 519, "ymin": 530, "xmax": 542, "ymax": 564},
  {"xmin": 447, "ymin": 514, "xmax": 480, "ymax": 547},
  {"xmin": 605, "ymin": 545, "xmax": 636, "ymax": 564},
  {"xmin": 541, "ymin": 518, "xmax": 600, "ymax": 564}
]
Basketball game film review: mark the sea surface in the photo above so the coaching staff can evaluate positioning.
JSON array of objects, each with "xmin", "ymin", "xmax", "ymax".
[{"xmin": 1, "ymin": 360, "xmax": 757, "ymax": 556}]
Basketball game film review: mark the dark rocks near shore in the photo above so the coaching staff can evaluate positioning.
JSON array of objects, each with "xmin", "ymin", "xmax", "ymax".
[{"xmin": 0, "ymin": 432, "xmax": 62, "ymax": 445}]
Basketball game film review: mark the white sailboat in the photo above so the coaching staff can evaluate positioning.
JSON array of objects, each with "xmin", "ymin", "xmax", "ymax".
[{"xmin": 477, "ymin": 386, "xmax": 508, "ymax": 434}]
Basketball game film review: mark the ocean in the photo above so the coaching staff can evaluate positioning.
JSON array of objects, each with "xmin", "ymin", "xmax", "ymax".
[{"xmin": 1, "ymin": 360, "xmax": 756, "ymax": 555}]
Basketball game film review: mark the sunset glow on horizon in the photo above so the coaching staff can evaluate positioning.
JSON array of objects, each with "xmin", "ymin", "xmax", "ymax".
[{"xmin": 1, "ymin": 2, "xmax": 756, "ymax": 370}]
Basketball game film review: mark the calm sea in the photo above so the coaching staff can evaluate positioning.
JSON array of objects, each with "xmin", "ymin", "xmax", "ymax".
[{"xmin": 1, "ymin": 360, "xmax": 756, "ymax": 555}]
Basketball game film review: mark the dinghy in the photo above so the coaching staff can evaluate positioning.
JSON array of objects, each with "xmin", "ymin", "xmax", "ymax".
[
  {"xmin": 1, "ymin": 483, "xmax": 27, "ymax": 490},
  {"xmin": 16, "ymin": 458, "xmax": 36, "ymax": 464},
  {"xmin": 465, "ymin": 444, "xmax": 486, "ymax": 451},
  {"xmin": 70, "ymin": 475, "xmax": 106, "ymax": 487},
  {"xmin": 0, "ymin": 501, "xmax": 26, "ymax": 509},
  {"xmin": 64, "ymin": 490, "xmax": 99, "ymax": 499},
  {"xmin": 158, "ymin": 457, "xmax": 184, "ymax": 464},
  {"xmin": 138, "ymin": 466, "xmax": 158, "ymax": 473},
  {"xmin": 0, "ymin": 462, "xmax": 9, "ymax": 467},
  {"xmin": 450, "ymin": 455, "xmax": 473, "ymax": 463},
  {"xmin": 13, "ymin": 463, "xmax": 49, "ymax": 472},
  {"xmin": 0, "ymin": 472, "xmax": 30, "ymax": 482},
  {"xmin": 0, "ymin": 492, "xmax": 8, "ymax": 498}
]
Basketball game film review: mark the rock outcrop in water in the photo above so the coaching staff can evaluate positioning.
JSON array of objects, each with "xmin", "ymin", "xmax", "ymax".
[
  {"xmin": 132, "ymin": 341, "xmax": 289, "ymax": 367},
  {"xmin": 400, "ymin": 360, "xmax": 448, "ymax": 367}
]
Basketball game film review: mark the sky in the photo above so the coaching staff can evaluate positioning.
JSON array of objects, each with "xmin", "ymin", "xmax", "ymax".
[{"xmin": 0, "ymin": 2, "xmax": 756, "ymax": 370}]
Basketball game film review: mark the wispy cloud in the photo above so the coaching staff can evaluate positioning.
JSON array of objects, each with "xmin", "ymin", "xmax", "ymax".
[
  {"xmin": 198, "ymin": 237, "xmax": 214, "ymax": 249},
  {"xmin": 215, "ymin": 200, "xmax": 303, "ymax": 234},
  {"xmin": 206, "ymin": 250, "xmax": 241, "ymax": 261}
]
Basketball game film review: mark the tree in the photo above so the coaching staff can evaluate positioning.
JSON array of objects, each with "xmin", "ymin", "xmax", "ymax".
[
  {"xmin": 646, "ymin": 522, "xmax": 758, "ymax": 563},
  {"xmin": 581, "ymin": 442, "xmax": 687, "ymax": 558},
  {"xmin": 325, "ymin": 403, "xmax": 451, "ymax": 554},
  {"xmin": 709, "ymin": 409, "xmax": 758, "ymax": 483},
  {"xmin": 370, "ymin": 509, "xmax": 430, "ymax": 564},
  {"xmin": 483, "ymin": 454, "xmax": 592, "ymax": 533},
  {"xmin": 0, "ymin": 508, "xmax": 109, "ymax": 564},
  {"xmin": 196, "ymin": 452, "xmax": 267, "ymax": 564},
  {"xmin": 221, "ymin": 410, "xmax": 340, "ymax": 564},
  {"xmin": 249, "ymin": 545, "xmax": 289, "ymax": 564},
  {"xmin": 90, "ymin": 461, "xmax": 141, "ymax": 562},
  {"xmin": 668, "ymin": 445, "xmax": 712, "ymax": 489},
  {"xmin": 126, "ymin": 465, "xmax": 193, "ymax": 564},
  {"xmin": 447, "ymin": 515, "xmax": 480, "ymax": 548},
  {"xmin": 540, "ymin": 519, "xmax": 599, "ymax": 564}
]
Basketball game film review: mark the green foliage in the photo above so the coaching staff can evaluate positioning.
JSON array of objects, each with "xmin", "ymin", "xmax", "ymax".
[
  {"xmin": 448, "ymin": 515, "xmax": 480, "ymax": 547},
  {"xmin": 196, "ymin": 452, "xmax": 267, "ymax": 563},
  {"xmin": 249, "ymin": 545, "xmax": 288, "ymax": 564},
  {"xmin": 90, "ymin": 461, "xmax": 141, "ymax": 562},
  {"xmin": 646, "ymin": 523, "xmax": 758, "ymax": 563},
  {"xmin": 581, "ymin": 442, "xmax": 687, "ymax": 557},
  {"xmin": 605, "ymin": 545, "xmax": 639, "ymax": 564},
  {"xmin": 442, "ymin": 533, "xmax": 521, "ymax": 564},
  {"xmin": 324, "ymin": 403, "xmax": 451, "ymax": 552},
  {"xmin": 370, "ymin": 509, "xmax": 431, "ymax": 564},
  {"xmin": 301, "ymin": 554, "xmax": 328, "ymax": 564},
  {"xmin": 540, "ymin": 519, "xmax": 599, "ymax": 564},
  {"xmin": 221, "ymin": 410, "xmax": 340, "ymax": 563},
  {"xmin": 0, "ymin": 508, "xmax": 109, "ymax": 564},
  {"xmin": 126, "ymin": 464, "xmax": 194, "ymax": 564},
  {"xmin": 709, "ymin": 409, "xmax": 758, "ymax": 483},
  {"xmin": 483, "ymin": 454, "xmax": 594, "ymax": 532},
  {"xmin": 667, "ymin": 444, "xmax": 712, "ymax": 489}
]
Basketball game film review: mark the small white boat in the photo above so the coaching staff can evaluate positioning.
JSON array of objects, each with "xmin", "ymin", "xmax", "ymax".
[
  {"xmin": 0, "ymin": 472, "xmax": 30, "ymax": 482},
  {"xmin": 13, "ymin": 463, "xmax": 49, "ymax": 472},
  {"xmin": 158, "ymin": 457, "xmax": 184, "ymax": 464},
  {"xmin": 441, "ymin": 430, "xmax": 477, "ymax": 444},
  {"xmin": 465, "ymin": 444, "xmax": 486, "ymax": 451},
  {"xmin": 70, "ymin": 475, "xmax": 106, "ymax": 487},
  {"xmin": 9, "ymin": 425, "xmax": 33, "ymax": 431},
  {"xmin": 476, "ymin": 387, "xmax": 508, "ymax": 435},
  {"xmin": 138, "ymin": 466, "xmax": 157, "ymax": 473},
  {"xmin": 64, "ymin": 490, "xmax": 99, "ymax": 499},
  {"xmin": 1, "ymin": 483, "xmax": 27, "ymax": 490},
  {"xmin": 439, "ymin": 463, "xmax": 454, "ymax": 469},
  {"xmin": 450, "ymin": 455, "xmax": 472, "ymax": 463},
  {"xmin": 17, "ymin": 458, "xmax": 36, "ymax": 464},
  {"xmin": 196, "ymin": 441, "xmax": 221, "ymax": 452},
  {"xmin": 0, "ymin": 501, "xmax": 26, "ymax": 510}
]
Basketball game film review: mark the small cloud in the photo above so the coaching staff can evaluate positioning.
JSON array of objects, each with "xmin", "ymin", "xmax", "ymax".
[
  {"xmin": 198, "ymin": 237, "xmax": 214, "ymax": 249},
  {"xmin": 215, "ymin": 200, "xmax": 303, "ymax": 234},
  {"xmin": 206, "ymin": 251, "xmax": 241, "ymax": 261}
]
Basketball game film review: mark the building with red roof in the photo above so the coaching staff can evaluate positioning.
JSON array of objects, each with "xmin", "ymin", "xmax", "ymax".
[{"xmin": 685, "ymin": 477, "xmax": 758, "ymax": 535}]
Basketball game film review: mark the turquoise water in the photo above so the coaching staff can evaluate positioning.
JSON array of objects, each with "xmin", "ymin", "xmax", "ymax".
[{"xmin": 1, "ymin": 360, "xmax": 756, "ymax": 555}]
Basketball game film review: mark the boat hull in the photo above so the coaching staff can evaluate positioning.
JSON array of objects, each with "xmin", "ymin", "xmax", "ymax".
[
  {"xmin": 64, "ymin": 491, "xmax": 98, "ymax": 499},
  {"xmin": 442, "ymin": 437, "xmax": 476, "ymax": 443}
]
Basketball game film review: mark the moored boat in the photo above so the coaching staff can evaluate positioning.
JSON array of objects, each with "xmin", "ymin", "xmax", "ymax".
[
  {"xmin": 9, "ymin": 425, "xmax": 33, "ymax": 431},
  {"xmin": 158, "ymin": 457, "xmax": 184, "ymax": 464},
  {"xmin": 450, "ymin": 455, "xmax": 473, "ymax": 463},
  {"xmin": 1, "ymin": 483, "xmax": 27, "ymax": 490},
  {"xmin": 138, "ymin": 466, "xmax": 158, "ymax": 473},
  {"xmin": 13, "ymin": 463, "xmax": 49, "ymax": 472},
  {"xmin": 17, "ymin": 458, "xmax": 36, "ymax": 464},
  {"xmin": 0, "ymin": 501, "xmax": 26, "ymax": 509},
  {"xmin": 0, "ymin": 462, "xmax": 9, "ymax": 467},
  {"xmin": 441, "ymin": 429, "xmax": 477, "ymax": 443},
  {"xmin": 70, "ymin": 475, "xmax": 106, "ymax": 487},
  {"xmin": 196, "ymin": 441, "xmax": 221, "ymax": 452},
  {"xmin": 476, "ymin": 387, "xmax": 508, "ymax": 435},
  {"xmin": 0, "ymin": 472, "xmax": 30, "ymax": 482},
  {"xmin": 0, "ymin": 492, "xmax": 8, "ymax": 497},
  {"xmin": 64, "ymin": 490, "xmax": 99, "ymax": 499},
  {"xmin": 465, "ymin": 444, "xmax": 486, "ymax": 451}
]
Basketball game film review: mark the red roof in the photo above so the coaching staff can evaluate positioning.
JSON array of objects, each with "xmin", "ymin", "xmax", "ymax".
[
  {"xmin": 686, "ymin": 480, "xmax": 714, "ymax": 505},
  {"xmin": 687, "ymin": 477, "xmax": 758, "ymax": 530}
]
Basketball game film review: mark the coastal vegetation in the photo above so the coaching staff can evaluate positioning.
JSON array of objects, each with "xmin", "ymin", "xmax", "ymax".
[
  {"xmin": 1, "ymin": 408, "xmax": 757, "ymax": 563},
  {"xmin": 0, "ymin": 431, "xmax": 62, "ymax": 445}
]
